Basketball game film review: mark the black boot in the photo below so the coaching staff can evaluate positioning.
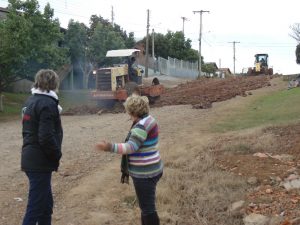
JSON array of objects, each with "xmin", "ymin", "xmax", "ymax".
[{"xmin": 142, "ymin": 212, "xmax": 160, "ymax": 225}]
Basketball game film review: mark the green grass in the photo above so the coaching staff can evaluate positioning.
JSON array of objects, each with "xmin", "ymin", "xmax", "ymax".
[
  {"xmin": 0, "ymin": 92, "xmax": 29, "ymax": 121},
  {"xmin": 212, "ymin": 87, "xmax": 300, "ymax": 132},
  {"xmin": 0, "ymin": 90, "xmax": 94, "ymax": 122}
]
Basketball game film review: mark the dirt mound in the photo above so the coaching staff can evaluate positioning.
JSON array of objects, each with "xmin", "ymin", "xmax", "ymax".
[
  {"xmin": 214, "ymin": 123, "xmax": 300, "ymax": 220},
  {"xmin": 154, "ymin": 75, "xmax": 272, "ymax": 108},
  {"xmin": 63, "ymin": 76, "xmax": 272, "ymax": 115}
]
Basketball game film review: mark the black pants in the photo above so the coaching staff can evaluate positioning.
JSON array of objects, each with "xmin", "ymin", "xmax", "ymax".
[
  {"xmin": 22, "ymin": 172, "xmax": 53, "ymax": 225},
  {"xmin": 132, "ymin": 173, "xmax": 162, "ymax": 216}
]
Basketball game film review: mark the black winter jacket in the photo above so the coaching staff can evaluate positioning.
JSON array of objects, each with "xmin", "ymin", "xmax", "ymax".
[{"xmin": 21, "ymin": 94, "xmax": 63, "ymax": 172}]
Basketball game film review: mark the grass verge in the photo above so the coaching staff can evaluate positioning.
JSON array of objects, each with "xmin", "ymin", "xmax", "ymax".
[
  {"xmin": 212, "ymin": 87, "xmax": 300, "ymax": 132},
  {"xmin": 0, "ymin": 90, "xmax": 93, "ymax": 122}
]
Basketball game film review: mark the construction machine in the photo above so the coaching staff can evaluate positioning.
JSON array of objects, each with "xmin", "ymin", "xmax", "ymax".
[
  {"xmin": 91, "ymin": 49, "xmax": 164, "ymax": 108},
  {"xmin": 247, "ymin": 53, "xmax": 273, "ymax": 75}
]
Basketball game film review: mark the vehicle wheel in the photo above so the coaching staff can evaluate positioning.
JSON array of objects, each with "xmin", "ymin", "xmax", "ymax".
[
  {"xmin": 125, "ymin": 81, "xmax": 140, "ymax": 96},
  {"xmin": 268, "ymin": 68, "xmax": 273, "ymax": 75},
  {"xmin": 97, "ymin": 99, "xmax": 116, "ymax": 109},
  {"xmin": 247, "ymin": 68, "xmax": 253, "ymax": 76},
  {"xmin": 147, "ymin": 95, "xmax": 160, "ymax": 104},
  {"xmin": 260, "ymin": 67, "xmax": 267, "ymax": 75}
]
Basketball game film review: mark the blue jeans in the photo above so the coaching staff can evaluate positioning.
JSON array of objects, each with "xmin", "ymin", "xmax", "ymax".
[
  {"xmin": 22, "ymin": 172, "xmax": 53, "ymax": 225},
  {"xmin": 132, "ymin": 173, "xmax": 162, "ymax": 216}
]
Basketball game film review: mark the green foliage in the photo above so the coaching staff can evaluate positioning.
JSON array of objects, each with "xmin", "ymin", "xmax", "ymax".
[
  {"xmin": 87, "ymin": 15, "xmax": 135, "ymax": 66},
  {"xmin": 0, "ymin": 0, "xmax": 68, "ymax": 93},
  {"xmin": 0, "ymin": 92, "xmax": 29, "ymax": 120},
  {"xmin": 202, "ymin": 63, "xmax": 217, "ymax": 74},
  {"xmin": 140, "ymin": 31, "xmax": 199, "ymax": 62},
  {"xmin": 296, "ymin": 44, "xmax": 300, "ymax": 64},
  {"xmin": 65, "ymin": 20, "xmax": 88, "ymax": 63},
  {"xmin": 65, "ymin": 20, "xmax": 90, "ymax": 89},
  {"xmin": 88, "ymin": 22, "xmax": 125, "ymax": 66},
  {"xmin": 212, "ymin": 87, "xmax": 300, "ymax": 132}
]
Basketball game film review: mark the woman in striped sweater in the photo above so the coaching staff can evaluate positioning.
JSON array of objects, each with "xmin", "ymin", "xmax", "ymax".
[{"xmin": 95, "ymin": 95, "xmax": 163, "ymax": 225}]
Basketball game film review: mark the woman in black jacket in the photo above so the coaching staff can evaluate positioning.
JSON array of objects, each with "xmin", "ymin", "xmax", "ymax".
[{"xmin": 21, "ymin": 69, "xmax": 63, "ymax": 225}]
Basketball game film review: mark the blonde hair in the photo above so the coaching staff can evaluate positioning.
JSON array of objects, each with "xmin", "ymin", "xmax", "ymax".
[
  {"xmin": 124, "ymin": 95, "xmax": 149, "ymax": 117},
  {"xmin": 33, "ymin": 69, "xmax": 59, "ymax": 92}
]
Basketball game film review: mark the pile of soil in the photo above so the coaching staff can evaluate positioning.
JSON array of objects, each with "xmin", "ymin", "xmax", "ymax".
[
  {"xmin": 64, "ymin": 75, "xmax": 272, "ymax": 115},
  {"xmin": 154, "ymin": 75, "xmax": 272, "ymax": 108}
]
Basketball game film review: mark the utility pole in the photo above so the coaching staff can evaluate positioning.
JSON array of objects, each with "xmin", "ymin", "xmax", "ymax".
[
  {"xmin": 181, "ymin": 16, "xmax": 188, "ymax": 35},
  {"xmin": 228, "ymin": 41, "xmax": 240, "ymax": 75},
  {"xmin": 152, "ymin": 29, "xmax": 155, "ymax": 60},
  {"xmin": 193, "ymin": 10, "xmax": 209, "ymax": 78},
  {"xmin": 145, "ymin": 9, "xmax": 150, "ymax": 78},
  {"xmin": 111, "ymin": 6, "xmax": 114, "ymax": 27}
]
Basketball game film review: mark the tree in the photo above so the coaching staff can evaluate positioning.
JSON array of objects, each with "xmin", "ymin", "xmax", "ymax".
[
  {"xmin": 88, "ymin": 21, "xmax": 125, "ymax": 67},
  {"xmin": 0, "ymin": 0, "xmax": 67, "ymax": 111},
  {"xmin": 88, "ymin": 15, "xmax": 135, "ymax": 49},
  {"xmin": 296, "ymin": 44, "xmax": 300, "ymax": 64},
  {"xmin": 145, "ymin": 32, "xmax": 169, "ymax": 59},
  {"xmin": 140, "ymin": 31, "xmax": 199, "ymax": 62},
  {"xmin": 202, "ymin": 63, "xmax": 217, "ymax": 75},
  {"xmin": 290, "ymin": 23, "xmax": 300, "ymax": 43},
  {"xmin": 290, "ymin": 23, "xmax": 300, "ymax": 65},
  {"xmin": 65, "ymin": 20, "xmax": 91, "ymax": 88}
]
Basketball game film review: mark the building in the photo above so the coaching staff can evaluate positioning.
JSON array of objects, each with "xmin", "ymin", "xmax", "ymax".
[
  {"xmin": 217, "ymin": 68, "xmax": 232, "ymax": 78},
  {"xmin": 0, "ymin": 7, "xmax": 8, "ymax": 20}
]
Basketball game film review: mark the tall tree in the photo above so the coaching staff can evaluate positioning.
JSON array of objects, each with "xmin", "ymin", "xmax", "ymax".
[
  {"xmin": 65, "ymin": 20, "xmax": 91, "ymax": 88},
  {"xmin": 290, "ymin": 23, "xmax": 300, "ymax": 42},
  {"xmin": 140, "ymin": 31, "xmax": 198, "ymax": 62},
  {"xmin": 290, "ymin": 23, "xmax": 300, "ymax": 65},
  {"xmin": 151, "ymin": 33, "xmax": 170, "ymax": 59},
  {"xmin": 296, "ymin": 44, "xmax": 300, "ymax": 64},
  {"xmin": 88, "ymin": 15, "xmax": 135, "ymax": 49},
  {"xmin": 0, "ymin": 0, "xmax": 67, "ymax": 111},
  {"xmin": 202, "ymin": 63, "xmax": 217, "ymax": 75},
  {"xmin": 88, "ymin": 20, "xmax": 126, "ymax": 67}
]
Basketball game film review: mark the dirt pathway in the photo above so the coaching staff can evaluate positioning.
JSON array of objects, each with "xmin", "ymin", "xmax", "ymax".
[{"xmin": 0, "ymin": 77, "xmax": 287, "ymax": 225}]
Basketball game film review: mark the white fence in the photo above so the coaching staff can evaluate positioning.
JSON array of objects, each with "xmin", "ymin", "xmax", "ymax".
[{"xmin": 157, "ymin": 56, "xmax": 199, "ymax": 79}]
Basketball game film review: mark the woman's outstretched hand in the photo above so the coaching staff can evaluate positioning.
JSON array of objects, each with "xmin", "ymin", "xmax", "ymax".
[{"xmin": 95, "ymin": 141, "xmax": 112, "ymax": 152}]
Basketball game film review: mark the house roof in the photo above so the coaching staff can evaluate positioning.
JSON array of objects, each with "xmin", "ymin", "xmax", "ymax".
[{"xmin": 218, "ymin": 68, "xmax": 232, "ymax": 74}]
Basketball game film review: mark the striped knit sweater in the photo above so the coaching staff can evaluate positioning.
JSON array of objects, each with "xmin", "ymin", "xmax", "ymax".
[{"xmin": 112, "ymin": 115, "xmax": 163, "ymax": 178}]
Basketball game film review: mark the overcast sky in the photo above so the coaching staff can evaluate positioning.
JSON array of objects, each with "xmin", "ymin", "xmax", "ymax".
[{"xmin": 1, "ymin": 0, "xmax": 300, "ymax": 74}]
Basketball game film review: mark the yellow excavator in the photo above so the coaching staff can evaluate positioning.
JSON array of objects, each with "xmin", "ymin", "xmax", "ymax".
[
  {"xmin": 91, "ymin": 49, "xmax": 164, "ymax": 108},
  {"xmin": 247, "ymin": 53, "xmax": 273, "ymax": 75}
]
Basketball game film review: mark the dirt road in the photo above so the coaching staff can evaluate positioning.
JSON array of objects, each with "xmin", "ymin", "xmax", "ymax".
[{"xmin": 1, "ymin": 76, "xmax": 299, "ymax": 225}]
